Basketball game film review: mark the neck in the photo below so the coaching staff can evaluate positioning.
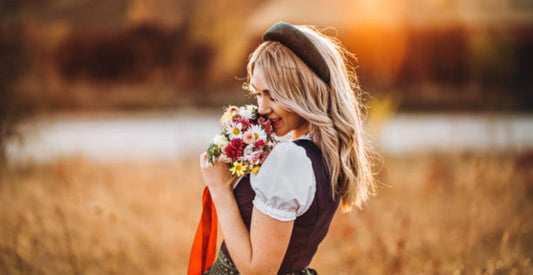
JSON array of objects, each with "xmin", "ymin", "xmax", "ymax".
[
  {"xmin": 292, "ymin": 126, "xmax": 309, "ymax": 140},
  {"xmin": 291, "ymin": 120, "xmax": 310, "ymax": 140}
]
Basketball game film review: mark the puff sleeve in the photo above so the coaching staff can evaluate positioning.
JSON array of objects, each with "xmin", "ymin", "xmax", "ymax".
[{"xmin": 250, "ymin": 142, "xmax": 316, "ymax": 221}]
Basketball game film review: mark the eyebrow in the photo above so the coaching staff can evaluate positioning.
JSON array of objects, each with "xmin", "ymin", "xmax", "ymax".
[{"xmin": 250, "ymin": 83, "xmax": 270, "ymax": 94}]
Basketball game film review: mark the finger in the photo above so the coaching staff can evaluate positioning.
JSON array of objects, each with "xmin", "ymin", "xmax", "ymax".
[{"xmin": 199, "ymin": 152, "xmax": 207, "ymax": 168}]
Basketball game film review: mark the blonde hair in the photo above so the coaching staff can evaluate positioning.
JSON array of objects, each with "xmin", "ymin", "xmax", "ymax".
[{"xmin": 245, "ymin": 25, "xmax": 376, "ymax": 211}]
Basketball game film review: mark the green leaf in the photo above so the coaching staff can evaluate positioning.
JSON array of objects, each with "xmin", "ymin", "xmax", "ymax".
[{"xmin": 207, "ymin": 143, "xmax": 220, "ymax": 164}]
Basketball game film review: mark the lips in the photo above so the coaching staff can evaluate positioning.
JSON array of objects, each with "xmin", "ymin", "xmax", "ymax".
[{"xmin": 270, "ymin": 118, "xmax": 282, "ymax": 127}]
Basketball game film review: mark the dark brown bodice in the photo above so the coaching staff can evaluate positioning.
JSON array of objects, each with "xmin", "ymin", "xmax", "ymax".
[{"xmin": 221, "ymin": 139, "xmax": 339, "ymax": 274}]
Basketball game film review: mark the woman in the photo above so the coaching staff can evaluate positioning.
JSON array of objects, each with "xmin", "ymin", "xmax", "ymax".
[{"xmin": 199, "ymin": 22, "xmax": 375, "ymax": 274}]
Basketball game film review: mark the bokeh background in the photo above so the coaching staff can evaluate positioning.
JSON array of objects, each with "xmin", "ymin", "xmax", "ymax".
[{"xmin": 1, "ymin": 0, "xmax": 533, "ymax": 274}]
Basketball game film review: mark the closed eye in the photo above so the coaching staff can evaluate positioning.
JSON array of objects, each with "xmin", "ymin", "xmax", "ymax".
[
  {"xmin": 249, "ymin": 83, "xmax": 275, "ymax": 101},
  {"xmin": 251, "ymin": 92, "xmax": 262, "ymax": 99}
]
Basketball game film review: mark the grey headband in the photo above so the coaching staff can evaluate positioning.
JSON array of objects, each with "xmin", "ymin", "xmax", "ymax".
[{"xmin": 263, "ymin": 22, "xmax": 331, "ymax": 86}]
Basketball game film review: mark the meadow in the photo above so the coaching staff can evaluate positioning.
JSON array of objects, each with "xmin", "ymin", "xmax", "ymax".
[{"xmin": 1, "ymin": 152, "xmax": 532, "ymax": 275}]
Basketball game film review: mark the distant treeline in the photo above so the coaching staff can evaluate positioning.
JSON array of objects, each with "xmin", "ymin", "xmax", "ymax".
[
  {"xmin": 56, "ymin": 23, "xmax": 216, "ymax": 89},
  {"xmin": 2, "ymin": 22, "xmax": 532, "ymax": 111}
]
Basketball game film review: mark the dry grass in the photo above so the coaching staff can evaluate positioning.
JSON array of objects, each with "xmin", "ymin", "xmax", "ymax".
[{"xmin": 1, "ymin": 152, "xmax": 532, "ymax": 274}]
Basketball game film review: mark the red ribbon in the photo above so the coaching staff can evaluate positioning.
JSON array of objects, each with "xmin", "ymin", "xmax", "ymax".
[{"xmin": 188, "ymin": 187, "xmax": 218, "ymax": 275}]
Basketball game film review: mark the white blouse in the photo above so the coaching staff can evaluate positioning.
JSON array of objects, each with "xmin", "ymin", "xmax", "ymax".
[{"xmin": 249, "ymin": 135, "xmax": 316, "ymax": 221}]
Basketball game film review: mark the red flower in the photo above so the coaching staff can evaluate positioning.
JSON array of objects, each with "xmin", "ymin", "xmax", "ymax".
[
  {"xmin": 232, "ymin": 114, "xmax": 242, "ymax": 123},
  {"xmin": 225, "ymin": 138, "xmax": 244, "ymax": 161},
  {"xmin": 236, "ymin": 118, "xmax": 251, "ymax": 131},
  {"xmin": 231, "ymin": 138, "xmax": 244, "ymax": 149},
  {"xmin": 255, "ymin": 140, "xmax": 265, "ymax": 147},
  {"xmin": 258, "ymin": 116, "xmax": 266, "ymax": 124},
  {"xmin": 225, "ymin": 145, "xmax": 239, "ymax": 161}
]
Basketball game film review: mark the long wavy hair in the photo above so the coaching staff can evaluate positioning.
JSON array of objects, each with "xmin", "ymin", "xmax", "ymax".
[{"xmin": 244, "ymin": 25, "xmax": 376, "ymax": 211}]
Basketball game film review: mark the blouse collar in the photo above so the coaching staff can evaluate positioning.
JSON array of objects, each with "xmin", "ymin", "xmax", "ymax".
[{"xmin": 294, "ymin": 133, "xmax": 311, "ymax": 141}]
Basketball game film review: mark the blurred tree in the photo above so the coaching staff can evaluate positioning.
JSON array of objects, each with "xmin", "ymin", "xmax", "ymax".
[
  {"xmin": 52, "ymin": 0, "xmax": 267, "ymax": 106},
  {"xmin": 5, "ymin": 0, "xmax": 532, "ymax": 111},
  {"xmin": 0, "ymin": 0, "xmax": 33, "ymax": 163}
]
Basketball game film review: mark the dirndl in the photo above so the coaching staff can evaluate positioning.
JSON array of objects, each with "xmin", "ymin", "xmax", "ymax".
[{"xmin": 204, "ymin": 250, "xmax": 317, "ymax": 275}]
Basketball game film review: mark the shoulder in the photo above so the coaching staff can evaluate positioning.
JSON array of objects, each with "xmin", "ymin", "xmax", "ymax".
[
  {"xmin": 250, "ymin": 141, "xmax": 316, "ymax": 221},
  {"xmin": 254, "ymin": 141, "xmax": 313, "ymax": 182},
  {"xmin": 265, "ymin": 141, "xmax": 309, "ymax": 163}
]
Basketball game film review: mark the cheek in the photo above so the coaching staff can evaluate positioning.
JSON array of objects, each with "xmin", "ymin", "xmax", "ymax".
[{"xmin": 289, "ymin": 112, "xmax": 307, "ymax": 127}]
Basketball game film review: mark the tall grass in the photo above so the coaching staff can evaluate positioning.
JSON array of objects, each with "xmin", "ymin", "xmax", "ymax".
[{"xmin": 0, "ymin": 153, "xmax": 532, "ymax": 274}]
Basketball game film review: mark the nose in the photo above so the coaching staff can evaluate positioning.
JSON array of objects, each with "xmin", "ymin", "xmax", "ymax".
[{"xmin": 257, "ymin": 96, "xmax": 271, "ymax": 116}]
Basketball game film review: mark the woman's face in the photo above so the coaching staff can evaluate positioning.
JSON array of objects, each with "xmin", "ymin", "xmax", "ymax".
[{"xmin": 250, "ymin": 67, "xmax": 308, "ymax": 138}]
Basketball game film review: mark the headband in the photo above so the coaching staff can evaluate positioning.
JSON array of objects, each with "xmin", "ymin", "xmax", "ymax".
[{"xmin": 263, "ymin": 22, "xmax": 331, "ymax": 86}]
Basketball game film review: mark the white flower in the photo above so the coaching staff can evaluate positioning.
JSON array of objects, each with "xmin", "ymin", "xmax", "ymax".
[
  {"xmin": 246, "ymin": 104, "xmax": 257, "ymax": 112},
  {"xmin": 239, "ymin": 107, "xmax": 255, "ymax": 120},
  {"xmin": 223, "ymin": 117, "xmax": 234, "ymax": 128},
  {"xmin": 213, "ymin": 134, "xmax": 229, "ymax": 147},
  {"xmin": 248, "ymin": 124, "xmax": 266, "ymax": 142},
  {"xmin": 229, "ymin": 123, "xmax": 244, "ymax": 139}
]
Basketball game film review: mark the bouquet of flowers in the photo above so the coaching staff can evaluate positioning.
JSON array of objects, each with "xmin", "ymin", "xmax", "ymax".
[{"xmin": 206, "ymin": 105, "xmax": 278, "ymax": 177}]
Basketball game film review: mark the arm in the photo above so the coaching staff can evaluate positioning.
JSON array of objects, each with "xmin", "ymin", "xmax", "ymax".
[{"xmin": 200, "ymin": 153, "xmax": 293, "ymax": 275}]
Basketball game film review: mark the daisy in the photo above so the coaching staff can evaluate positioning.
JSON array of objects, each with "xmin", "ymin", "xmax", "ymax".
[
  {"xmin": 248, "ymin": 124, "xmax": 267, "ymax": 142},
  {"xmin": 229, "ymin": 123, "xmax": 244, "ymax": 139}
]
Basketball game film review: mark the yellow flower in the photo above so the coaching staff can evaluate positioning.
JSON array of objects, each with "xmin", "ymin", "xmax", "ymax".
[
  {"xmin": 250, "ymin": 165, "xmax": 261, "ymax": 175},
  {"xmin": 220, "ymin": 112, "xmax": 234, "ymax": 125},
  {"xmin": 230, "ymin": 161, "xmax": 247, "ymax": 177}
]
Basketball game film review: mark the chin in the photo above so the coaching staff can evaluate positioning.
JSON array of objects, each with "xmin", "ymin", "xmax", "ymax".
[{"xmin": 274, "ymin": 129, "xmax": 287, "ymax": 137}]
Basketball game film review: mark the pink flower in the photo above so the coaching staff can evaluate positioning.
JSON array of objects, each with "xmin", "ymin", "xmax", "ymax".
[
  {"xmin": 258, "ymin": 116, "xmax": 266, "ymax": 124},
  {"xmin": 263, "ymin": 121, "xmax": 272, "ymax": 135},
  {"xmin": 223, "ymin": 117, "xmax": 233, "ymax": 127},
  {"xmin": 219, "ymin": 154, "xmax": 232, "ymax": 163},
  {"xmin": 243, "ymin": 131, "xmax": 255, "ymax": 144},
  {"xmin": 260, "ymin": 150, "xmax": 271, "ymax": 163},
  {"xmin": 228, "ymin": 106, "xmax": 239, "ymax": 113},
  {"xmin": 253, "ymin": 149, "xmax": 263, "ymax": 163}
]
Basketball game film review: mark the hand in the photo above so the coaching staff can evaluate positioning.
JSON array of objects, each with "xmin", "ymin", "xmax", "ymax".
[{"xmin": 199, "ymin": 152, "xmax": 237, "ymax": 194}]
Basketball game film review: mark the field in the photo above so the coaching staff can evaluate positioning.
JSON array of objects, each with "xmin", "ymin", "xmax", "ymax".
[{"xmin": 1, "ymin": 152, "xmax": 532, "ymax": 274}]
